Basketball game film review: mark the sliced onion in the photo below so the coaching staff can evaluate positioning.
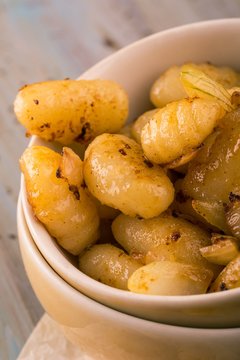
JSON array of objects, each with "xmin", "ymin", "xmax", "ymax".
[
  {"xmin": 180, "ymin": 64, "xmax": 234, "ymax": 112},
  {"xmin": 200, "ymin": 235, "xmax": 239, "ymax": 266},
  {"xmin": 192, "ymin": 200, "xmax": 230, "ymax": 234}
]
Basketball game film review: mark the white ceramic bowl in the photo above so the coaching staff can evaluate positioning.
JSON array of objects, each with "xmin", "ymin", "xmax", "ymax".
[
  {"xmin": 20, "ymin": 18, "xmax": 240, "ymax": 328},
  {"xmin": 17, "ymin": 196, "xmax": 240, "ymax": 360}
]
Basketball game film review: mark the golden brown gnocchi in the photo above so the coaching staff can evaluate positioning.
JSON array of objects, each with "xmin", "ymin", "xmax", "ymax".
[
  {"xmin": 14, "ymin": 79, "xmax": 129, "ymax": 144},
  {"xmin": 18, "ymin": 61, "xmax": 240, "ymax": 296},
  {"xmin": 112, "ymin": 213, "xmax": 221, "ymax": 277},
  {"xmin": 20, "ymin": 145, "xmax": 99, "ymax": 255},
  {"xmin": 178, "ymin": 108, "xmax": 240, "ymax": 204},
  {"xmin": 141, "ymin": 98, "xmax": 225, "ymax": 165},
  {"xmin": 83, "ymin": 133, "xmax": 174, "ymax": 218}
]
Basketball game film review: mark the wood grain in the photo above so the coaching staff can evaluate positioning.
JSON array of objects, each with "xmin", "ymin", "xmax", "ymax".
[{"xmin": 0, "ymin": 1, "xmax": 239, "ymax": 359}]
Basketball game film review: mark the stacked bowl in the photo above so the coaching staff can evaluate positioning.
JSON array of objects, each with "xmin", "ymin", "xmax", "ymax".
[{"xmin": 17, "ymin": 19, "xmax": 240, "ymax": 359}]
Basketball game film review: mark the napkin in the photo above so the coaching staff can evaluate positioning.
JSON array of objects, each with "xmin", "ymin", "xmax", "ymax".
[{"xmin": 17, "ymin": 314, "xmax": 92, "ymax": 360}]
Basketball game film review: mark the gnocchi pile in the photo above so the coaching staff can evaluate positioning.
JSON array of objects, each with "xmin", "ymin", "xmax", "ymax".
[{"xmin": 16, "ymin": 63, "xmax": 240, "ymax": 296}]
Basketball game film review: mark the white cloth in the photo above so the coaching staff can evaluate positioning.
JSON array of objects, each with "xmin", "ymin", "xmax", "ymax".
[{"xmin": 17, "ymin": 314, "xmax": 92, "ymax": 360}]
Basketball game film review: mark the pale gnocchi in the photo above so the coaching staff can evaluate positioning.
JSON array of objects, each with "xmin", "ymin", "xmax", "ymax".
[
  {"xmin": 79, "ymin": 244, "xmax": 141, "ymax": 290},
  {"xmin": 150, "ymin": 63, "xmax": 240, "ymax": 108},
  {"xmin": 131, "ymin": 109, "xmax": 158, "ymax": 143},
  {"xmin": 128, "ymin": 261, "xmax": 213, "ymax": 296}
]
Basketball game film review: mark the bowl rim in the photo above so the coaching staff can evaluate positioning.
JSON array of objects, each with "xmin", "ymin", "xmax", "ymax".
[
  {"xmin": 20, "ymin": 17, "xmax": 240, "ymax": 308},
  {"xmin": 80, "ymin": 17, "xmax": 240, "ymax": 80}
]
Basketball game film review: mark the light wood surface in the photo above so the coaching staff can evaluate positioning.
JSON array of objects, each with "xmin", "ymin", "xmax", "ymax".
[{"xmin": 0, "ymin": 1, "xmax": 239, "ymax": 359}]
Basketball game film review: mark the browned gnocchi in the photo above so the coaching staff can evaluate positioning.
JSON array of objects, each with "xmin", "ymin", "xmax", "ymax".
[
  {"xmin": 20, "ymin": 146, "xmax": 100, "ymax": 255},
  {"xmin": 112, "ymin": 213, "xmax": 222, "ymax": 276},
  {"xmin": 141, "ymin": 98, "xmax": 225, "ymax": 165},
  {"xmin": 83, "ymin": 133, "xmax": 174, "ymax": 218},
  {"xmin": 15, "ymin": 79, "xmax": 128, "ymax": 144},
  {"xmin": 17, "ymin": 62, "xmax": 240, "ymax": 296}
]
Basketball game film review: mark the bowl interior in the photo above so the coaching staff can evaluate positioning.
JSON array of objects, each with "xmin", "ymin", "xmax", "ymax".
[{"xmin": 20, "ymin": 19, "xmax": 240, "ymax": 328}]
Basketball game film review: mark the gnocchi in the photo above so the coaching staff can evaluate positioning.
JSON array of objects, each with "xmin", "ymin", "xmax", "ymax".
[
  {"xmin": 15, "ymin": 79, "xmax": 128, "ymax": 144},
  {"xmin": 141, "ymin": 98, "xmax": 225, "ymax": 165},
  {"xmin": 112, "ymin": 213, "xmax": 221, "ymax": 276},
  {"xmin": 128, "ymin": 261, "xmax": 213, "ymax": 295},
  {"xmin": 83, "ymin": 133, "xmax": 174, "ymax": 218},
  {"xmin": 17, "ymin": 61, "xmax": 240, "ymax": 296},
  {"xmin": 131, "ymin": 109, "xmax": 158, "ymax": 143},
  {"xmin": 20, "ymin": 146, "xmax": 99, "ymax": 255},
  {"xmin": 79, "ymin": 244, "xmax": 141, "ymax": 290}
]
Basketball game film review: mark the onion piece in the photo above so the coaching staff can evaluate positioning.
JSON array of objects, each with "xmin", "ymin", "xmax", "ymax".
[
  {"xmin": 180, "ymin": 64, "xmax": 234, "ymax": 112},
  {"xmin": 200, "ymin": 235, "xmax": 239, "ymax": 266},
  {"xmin": 209, "ymin": 254, "xmax": 240, "ymax": 292},
  {"xmin": 192, "ymin": 199, "xmax": 230, "ymax": 234}
]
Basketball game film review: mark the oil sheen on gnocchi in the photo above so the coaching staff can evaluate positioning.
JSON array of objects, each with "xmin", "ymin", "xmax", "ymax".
[
  {"xmin": 17, "ymin": 62, "xmax": 240, "ymax": 296},
  {"xmin": 83, "ymin": 133, "xmax": 174, "ymax": 219},
  {"xmin": 20, "ymin": 146, "xmax": 100, "ymax": 255}
]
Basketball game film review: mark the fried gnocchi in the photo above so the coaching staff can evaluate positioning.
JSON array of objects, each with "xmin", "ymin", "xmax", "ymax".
[
  {"xmin": 112, "ymin": 213, "xmax": 221, "ymax": 277},
  {"xmin": 83, "ymin": 133, "xmax": 174, "ymax": 218},
  {"xmin": 20, "ymin": 146, "xmax": 99, "ymax": 255},
  {"xmin": 18, "ymin": 62, "xmax": 240, "ymax": 296},
  {"xmin": 79, "ymin": 244, "xmax": 141, "ymax": 290},
  {"xmin": 15, "ymin": 79, "xmax": 128, "ymax": 144},
  {"xmin": 131, "ymin": 109, "xmax": 158, "ymax": 143},
  {"xmin": 141, "ymin": 98, "xmax": 225, "ymax": 164},
  {"xmin": 128, "ymin": 261, "xmax": 213, "ymax": 295},
  {"xmin": 178, "ymin": 108, "xmax": 240, "ymax": 203}
]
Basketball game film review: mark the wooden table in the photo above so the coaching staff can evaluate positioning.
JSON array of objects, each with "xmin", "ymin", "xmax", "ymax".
[{"xmin": 0, "ymin": 1, "xmax": 239, "ymax": 359}]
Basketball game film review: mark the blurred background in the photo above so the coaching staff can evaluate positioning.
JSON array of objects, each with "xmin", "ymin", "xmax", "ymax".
[{"xmin": 0, "ymin": 1, "xmax": 239, "ymax": 359}]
